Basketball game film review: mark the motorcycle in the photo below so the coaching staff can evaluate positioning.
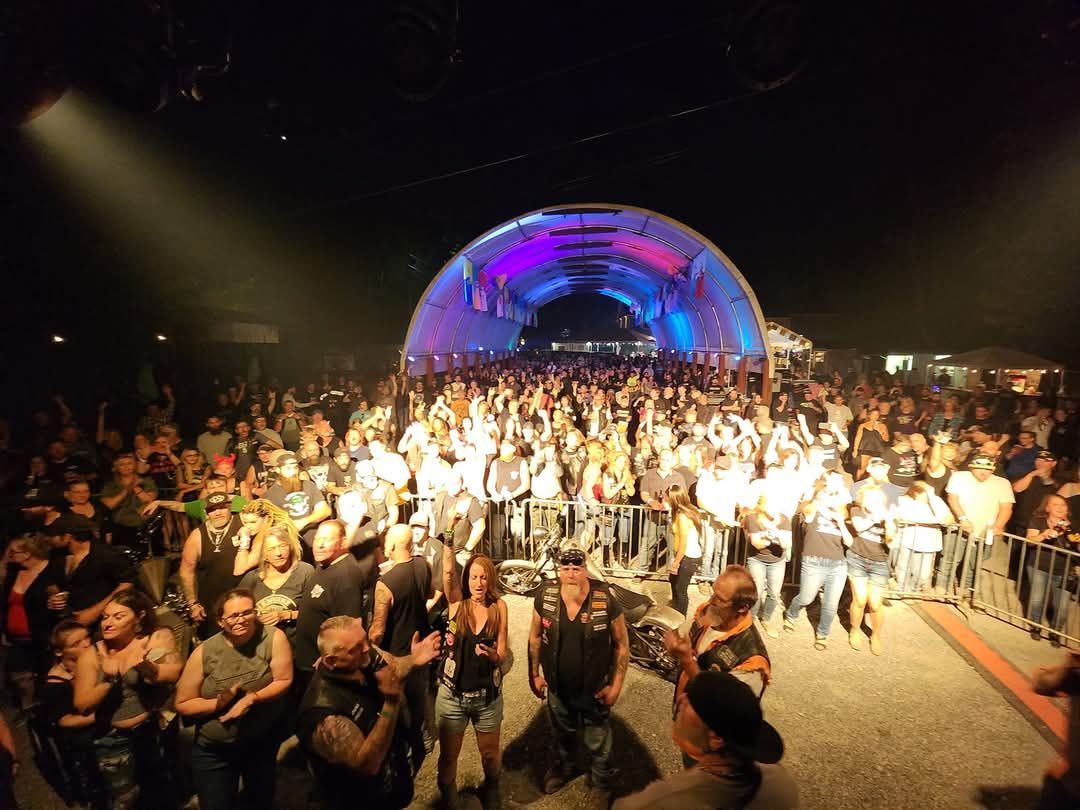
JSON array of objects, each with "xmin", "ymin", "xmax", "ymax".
[{"xmin": 497, "ymin": 527, "xmax": 683, "ymax": 681}]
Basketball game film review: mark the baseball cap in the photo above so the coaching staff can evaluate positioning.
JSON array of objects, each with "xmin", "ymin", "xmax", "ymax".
[
  {"xmin": 408, "ymin": 512, "xmax": 429, "ymax": 528},
  {"xmin": 205, "ymin": 492, "xmax": 231, "ymax": 512},
  {"xmin": 685, "ymin": 671, "xmax": 784, "ymax": 763},
  {"xmin": 867, "ymin": 457, "xmax": 889, "ymax": 469},
  {"xmin": 1036, "ymin": 450, "xmax": 1057, "ymax": 462},
  {"xmin": 257, "ymin": 443, "xmax": 275, "ymax": 453},
  {"xmin": 45, "ymin": 513, "xmax": 98, "ymax": 538},
  {"xmin": 969, "ymin": 455, "xmax": 996, "ymax": 471},
  {"xmin": 276, "ymin": 452, "xmax": 299, "ymax": 466}
]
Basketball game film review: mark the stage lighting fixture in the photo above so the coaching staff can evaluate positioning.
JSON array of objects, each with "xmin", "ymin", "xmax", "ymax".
[
  {"xmin": 51, "ymin": 334, "xmax": 66, "ymax": 344},
  {"xmin": 725, "ymin": 0, "xmax": 810, "ymax": 91},
  {"xmin": 155, "ymin": 334, "xmax": 168, "ymax": 342},
  {"xmin": 375, "ymin": 0, "xmax": 461, "ymax": 102}
]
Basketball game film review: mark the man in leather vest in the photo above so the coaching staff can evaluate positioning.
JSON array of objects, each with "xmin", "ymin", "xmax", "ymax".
[
  {"xmin": 665, "ymin": 565, "xmax": 772, "ymax": 760},
  {"xmin": 528, "ymin": 544, "xmax": 630, "ymax": 809},
  {"xmin": 297, "ymin": 615, "xmax": 441, "ymax": 810}
]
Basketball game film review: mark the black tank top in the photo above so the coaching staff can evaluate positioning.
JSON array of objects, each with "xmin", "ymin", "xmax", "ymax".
[
  {"xmin": 381, "ymin": 559, "xmax": 431, "ymax": 657},
  {"xmin": 454, "ymin": 608, "xmax": 496, "ymax": 693},
  {"xmin": 197, "ymin": 515, "xmax": 243, "ymax": 633}
]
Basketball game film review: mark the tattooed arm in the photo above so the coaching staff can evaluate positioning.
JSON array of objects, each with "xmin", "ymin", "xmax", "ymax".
[
  {"xmin": 310, "ymin": 707, "xmax": 400, "ymax": 777},
  {"xmin": 596, "ymin": 613, "xmax": 630, "ymax": 707},
  {"xmin": 368, "ymin": 581, "xmax": 393, "ymax": 647}
]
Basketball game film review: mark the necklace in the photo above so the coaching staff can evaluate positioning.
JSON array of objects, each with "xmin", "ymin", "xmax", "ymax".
[{"xmin": 206, "ymin": 519, "xmax": 231, "ymax": 553}]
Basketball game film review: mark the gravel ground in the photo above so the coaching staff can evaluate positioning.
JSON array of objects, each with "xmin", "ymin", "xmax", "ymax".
[{"xmin": 8, "ymin": 582, "xmax": 1060, "ymax": 809}]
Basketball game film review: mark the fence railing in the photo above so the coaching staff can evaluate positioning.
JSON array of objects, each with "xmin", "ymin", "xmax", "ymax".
[
  {"xmin": 399, "ymin": 493, "xmax": 1080, "ymax": 648},
  {"xmin": 967, "ymin": 528, "xmax": 1080, "ymax": 647}
]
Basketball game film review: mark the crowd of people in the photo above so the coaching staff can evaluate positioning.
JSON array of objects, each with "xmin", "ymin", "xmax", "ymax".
[{"xmin": 0, "ymin": 352, "xmax": 1079, "ymax": 808}]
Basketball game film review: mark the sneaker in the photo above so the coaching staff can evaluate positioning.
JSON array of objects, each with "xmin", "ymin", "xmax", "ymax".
[
  {"xmin": 813, "ymin": 636, "xmax": 828, "ymax": 651},
  {"xmin": 783, "ymin": 616, "xmax": 796, "ymax": 633},
  {"xmin": 849, "ymin": 630, "xmax": 863, "ymax": 651},
  {"xmin": 1030, "ymin": 628, "xmax": 1042, "ymax": 641},
  {"xmin": 1050, "ymin": 633, "xmax": 1062, "ymax": 648},
  {"xmin": 542, "ymin": 767, "xmax": 572, "ymax": 795},
  {"xmin": 762, "ymin": 620, "xmax": 779, "ymax": 639}
]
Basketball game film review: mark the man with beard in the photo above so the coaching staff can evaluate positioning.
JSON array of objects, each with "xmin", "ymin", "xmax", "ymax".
[
  {"xmin": 326, "ymin": 445, "xmax": 358, "ymax": 497},
  {"xmin": 664, "ymin": 565, "xmax": 771, "ymax": 705},
  {"xmin": 529, "ymin": 544, "xmax": 629, "ymax": 809},
  {"xmin": 266, "ymin": 452, "xmax": 331, "ymax": 555},
  {"xmin": 197, "ymin": 416, "xmax": 232, "ymax": 465},
  {"xmin": 228, "ymin": 418, "xmax": 258, "ymax": 482},
  {"xmin": 180, "ymin": 492, "xmax": 245, "ymax": 638}
]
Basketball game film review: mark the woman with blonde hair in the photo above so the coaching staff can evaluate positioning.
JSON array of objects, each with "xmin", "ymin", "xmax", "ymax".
[
  {"xmin": 232, "ymin": 499, "xmax": 298, "ymax": 576},
  {"xmin": 601, "ymin": 451, "xmax": 635, "ymax": 566},
  {"xmin": 176, "ymin": 448, "xmax": 209, "ymax": 502},
  {"xmin": 238, "ymin": 525, "xmax": 314, "ymax": 645},
  {"xmin": 436, "ymin": 545, "xmax": 509, "ymax": 810},
  {"xmin": 667, "ymin": 484, "xmax": 704, "ymax": 615},
  {"xmin": 579, "ymin": 440, "xmax": 607, "ymax": 549}
]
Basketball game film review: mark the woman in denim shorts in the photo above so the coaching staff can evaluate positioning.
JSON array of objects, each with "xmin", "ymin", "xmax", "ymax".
[
  {"xmin": 435, "ymin": 542, "xmax": 509, "ymax": 810},
  {"xmin": 847, "ymin": 486, "xmax": 896, "ymax": 655}
]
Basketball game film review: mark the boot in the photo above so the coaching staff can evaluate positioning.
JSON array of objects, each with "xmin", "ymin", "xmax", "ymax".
[
  {"xmin": 481, "ymin": 774, "xmax": 502, "ymax": 809},
  {"xmin": 439, "ymin": 782, "xmax": 463, "ymax": 810}
]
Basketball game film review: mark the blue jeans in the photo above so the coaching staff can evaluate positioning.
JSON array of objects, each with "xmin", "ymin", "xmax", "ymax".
[
  {"xmin": 746, "ymin": 556, "xmax": 786, "ymax": 624},
  {"xmin": 701, "ymin": 519, "xmax": 731, "ymax": 580},
  {"xmin": 1026, "ymin": 566, "xmax": 1070, "ymax": 631},
  {"xmin": 785, "ymin": 556, "xmax": 847, "ymax": 638},
  {"xmin": 640, "ymin": 515, "xmax": 666, "ymax": 572},
  {"xmin": 546, "ymin": 690, "xmax": 612, "ymax": 789},
  {"xmin": 935, "ymin": 528, "xmax": 977, "ymax": 593},
  {"xmin": 190, "ymin": 739, "xmax": 278, "ymax": 810}
]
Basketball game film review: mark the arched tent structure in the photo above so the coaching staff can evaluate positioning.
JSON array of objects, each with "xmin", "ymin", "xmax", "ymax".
[{"xmin": 402, "ymin": 204, "xmax": 771, "ymax": 384}]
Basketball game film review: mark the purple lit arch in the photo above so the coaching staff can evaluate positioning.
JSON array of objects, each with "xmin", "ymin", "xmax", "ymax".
[{"xmin": 401, "ymin": 204, "xmax": 771, "ymax": 377}]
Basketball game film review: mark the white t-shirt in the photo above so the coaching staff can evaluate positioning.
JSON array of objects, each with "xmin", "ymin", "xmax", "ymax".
[{"xmin": 945, "ymin": 471, "xmax": 1014, "ymax": 533}]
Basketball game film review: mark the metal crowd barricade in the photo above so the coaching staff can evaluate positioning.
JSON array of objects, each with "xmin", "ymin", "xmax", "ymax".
[
  {"xmin": 968, "ymin": 529, "xmax": 1080, "ymax": 648},
  {"xmin": 515, "ymin": 498, "xmax": 673, "ymax": 578},
  {"xmin": 887, "ymin": 523, "xmax": 975, "ymax": 609}
]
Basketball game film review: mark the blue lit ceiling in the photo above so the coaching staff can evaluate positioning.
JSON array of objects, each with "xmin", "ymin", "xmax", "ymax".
[{"xmin": 402, "ymin": 204, "xmax": 770, "ymax": 374}]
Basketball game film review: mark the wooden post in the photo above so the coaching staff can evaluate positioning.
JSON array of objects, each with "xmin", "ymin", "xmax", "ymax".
[
  {"xmin": 760, "ymin": 357, "xmax": 773, "ymax": 402},
  {"xmin": 716, "ymin": 353, "xmax": 726, "ymax": 389},
  {"xmin": 425, "ymin": 356, "xmax": 435, "ymax": 391},
  {"xmin": 737, "ymin": 356, "xmax": 749, "ymax": 393}
]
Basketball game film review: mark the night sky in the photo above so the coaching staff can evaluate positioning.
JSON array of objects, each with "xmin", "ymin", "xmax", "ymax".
[{"xmin": 4, "ymin": 0, "xmax": 1080, "ymax": 405}]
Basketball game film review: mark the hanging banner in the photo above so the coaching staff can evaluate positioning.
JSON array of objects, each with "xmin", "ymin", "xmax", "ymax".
[
  {"xmin": 463, "ymin": 258, "xmax": 475, "ymax": 307},
  {"xmin": 693, "ymin": 253, "xmax": 707, "ymax": 299}
]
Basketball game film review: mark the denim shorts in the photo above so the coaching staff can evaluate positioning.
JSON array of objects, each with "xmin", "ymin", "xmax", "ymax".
[
  {"xmin": 435, "ymin": 683, "xmax": 503, "ymax": 734},
  {"xmin": 846, "ymin": 550, "xmax": 890, "ymax": 585}
]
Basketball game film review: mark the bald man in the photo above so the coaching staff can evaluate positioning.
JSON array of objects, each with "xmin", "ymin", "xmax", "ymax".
[{"xmin": 370, "ymin": 524, "xmax": 437, "ymax": 756}]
